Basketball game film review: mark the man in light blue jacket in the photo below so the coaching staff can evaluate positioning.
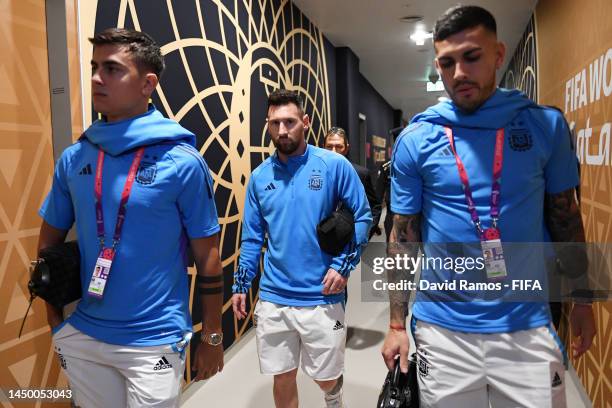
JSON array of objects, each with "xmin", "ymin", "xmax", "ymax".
[{"xmin": 232, "ymin": 89, "xmax": 371, "ymax": 408}]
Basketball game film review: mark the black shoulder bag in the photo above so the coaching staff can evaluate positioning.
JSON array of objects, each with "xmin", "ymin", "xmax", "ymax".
[
  {"xmin": 316, "ymin": 204, "xmax": 355, "ymax": 256},
  {"xmin": 18, "ymin": 241, "xmax": 81, "ymax": 337}
]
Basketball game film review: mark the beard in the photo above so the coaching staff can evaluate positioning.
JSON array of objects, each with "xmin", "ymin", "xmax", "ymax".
[
  {"xmin": 450, "ymin": 80, "xmax": 496, "ymax": 114},
  {"xmin": 451, "ymin": 96, "xmax": 483, "ymax": 114},
  {"xmin": 273, "ymin": 137, "xmax": 300, "ymax": 155}
]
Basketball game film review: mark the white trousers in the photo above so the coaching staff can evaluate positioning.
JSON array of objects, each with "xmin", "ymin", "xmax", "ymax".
[
  {"xmin": 413, "ymin": 320, "xmax": 567, "ymax": 408},
  {"xmin": 52, "ymin": 323, "xmax": 185, "ymax": 408}
]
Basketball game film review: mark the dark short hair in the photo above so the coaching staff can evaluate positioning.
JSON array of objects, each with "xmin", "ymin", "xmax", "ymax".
[
  {"xmin": 267, "ymin": 89, "xmax": 304, "ymax": 113},
  {"xmin": 89, "ymin": 28, "xmax": 165, "ymax": 77},
  {"xmin": 433, "ymin": 5, "xmax": 497, "ymax": 42},
  {"xmin": 324, "ymin": 127, "xmax": 349, "ymax": 146}
]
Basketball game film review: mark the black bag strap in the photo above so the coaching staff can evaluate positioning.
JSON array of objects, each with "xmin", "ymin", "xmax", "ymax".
[
  {"xmin": 19, "ymin": 259, "xmax": 43, "ymax": 338},
  {"xmin": 18, "ymin": 294, "xmax": 35, "ymax": 338}
]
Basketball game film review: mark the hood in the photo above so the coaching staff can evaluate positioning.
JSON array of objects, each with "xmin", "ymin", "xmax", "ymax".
[
  {"xmin": 83, "ymin": 105, "xmax": 196, "ymax": 155},
  {"xmin": 411, "ymin": 88, "xmax": 536, "ymax": 130}
]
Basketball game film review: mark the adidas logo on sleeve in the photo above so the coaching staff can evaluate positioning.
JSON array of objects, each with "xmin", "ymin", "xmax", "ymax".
[
  {"xmin": 437, "ymin": 147, "xmax": 453, "ymax": 157},
  {"xmin": 333, "ymin": 320, "xmax": 344, "ymax": 331},
  {"xmin": 264, "ymin": 182, "xmax": 276, "ymax": 191},
  {"xmin": 153, "ymin": 356, "xmax": 173, "ymax": 371},
  {"xmin": 78, "ymin": 163, "xmax": 92, "ymax": 175}
]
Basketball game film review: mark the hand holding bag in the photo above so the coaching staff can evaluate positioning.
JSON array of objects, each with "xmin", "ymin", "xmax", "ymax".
[
  {"xmin": 377, "ymin": 354, "xmax": 419, "ymax": 408},
  {"xmin": 29, "ymin": 241, "xmax": 82, "ymax": 309}
]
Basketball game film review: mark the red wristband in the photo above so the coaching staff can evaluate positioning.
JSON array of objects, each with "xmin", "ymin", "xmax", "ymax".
[{"xmin": 389, "ymin": 324, "xmax": 406, "ymax": 331}]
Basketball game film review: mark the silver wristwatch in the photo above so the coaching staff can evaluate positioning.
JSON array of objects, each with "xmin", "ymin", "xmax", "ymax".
[{"xmin": 201, "ymin": 332, "xmax": 223, "ymax": 346}]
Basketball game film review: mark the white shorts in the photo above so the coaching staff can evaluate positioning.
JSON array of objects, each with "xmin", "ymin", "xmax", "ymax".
[
  {"xmin": 254, "ymin": 300, "xmax": 346, "ymax": 381},
  {"xmin": 52, "ymin": 323, "xmax": 185, "ymax": 408},
  {"xmin": 413, "ymin": 320, "xmax": 567, "ymax": 408}
]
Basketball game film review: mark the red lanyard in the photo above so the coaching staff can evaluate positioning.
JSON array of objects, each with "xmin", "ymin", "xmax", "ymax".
[
  {"xmin": 444, "ymin": 127, "xmax": 504, "ymax": 238},
  {"xmin": 94, "ymin": 147, "xmax": 145, "ymax": 248}
]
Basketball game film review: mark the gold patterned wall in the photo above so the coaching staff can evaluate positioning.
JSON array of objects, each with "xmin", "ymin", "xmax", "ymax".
[
  {"xmin": 537, "ymin": 0, "xmax": 612, "ymax": 407},
  {"xmin": 0, "ymin": 1, "xmax": 70, "ymax": 407},
  {"xmin": 501, "ymin": 15, "xmax": 537, "ymax": 102}
]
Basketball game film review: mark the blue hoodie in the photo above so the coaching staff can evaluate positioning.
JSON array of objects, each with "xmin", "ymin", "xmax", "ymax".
[
  {"xmin": 391, "ymin": 89, "xmax": 579, "ymax": 333},
  {"xmin": 40, "ymin": 105, "xmax": 220, "ymax": 346},
  {"xmin": 233, "ymin": 145, "xmax": 372, "ymax": 306}
]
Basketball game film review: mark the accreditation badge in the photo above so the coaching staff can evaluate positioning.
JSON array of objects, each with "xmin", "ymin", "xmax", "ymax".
[
  {"xmin": 87, "ymin": 248, "xmax": 116, "ymax": 298},
  {"xmin": 481, "ymin": 228, "xmax": 507, "ymax": 280}
]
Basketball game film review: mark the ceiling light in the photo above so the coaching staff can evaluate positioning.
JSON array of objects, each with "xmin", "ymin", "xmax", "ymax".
[
  {"xmin": 427, "ymin": 81, "xmax": 445, "ymax": 92},
  {"xmin": 410, "ymin": 25, "xmax": 432, "ymax": 46},
  {"xmin": 400, "ymin": 15, "xmax": 423, "ymax": 23}
]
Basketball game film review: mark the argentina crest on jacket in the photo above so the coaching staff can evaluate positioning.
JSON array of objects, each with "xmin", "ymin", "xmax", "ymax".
[
  {"xmin": 308, "ymin": 169, "xmax": 323, "ymax": 191},
  {"xmin": 136, "ymin": 161, "xmax": 157, "ymax": 185}
]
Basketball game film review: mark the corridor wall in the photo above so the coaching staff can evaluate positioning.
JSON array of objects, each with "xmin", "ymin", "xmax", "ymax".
[
  {"xmin": 335, "ymin": 47, "xmax": 399, "ymax": 168},
  {"xmin": 359, "ymin": 74, "xmax": 396, "ymax": 168},
  {"xmin": 0, "ymin": 2, "xmax": 70, "ymax": 407},
  {"xmin": 502, "ymin": 4, "xmax": 611, "ymax": 405},
  {"xmin": 536, "ymin": 1, "xmax": 611, "ymax": 406}
]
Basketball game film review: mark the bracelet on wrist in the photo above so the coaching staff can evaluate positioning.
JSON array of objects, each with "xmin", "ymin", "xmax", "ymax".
[{"xmin": 389, "ymin": 324, "xmax": 406, "ymax": 331}]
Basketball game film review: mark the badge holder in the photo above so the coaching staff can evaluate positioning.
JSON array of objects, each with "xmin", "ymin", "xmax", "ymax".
[
  {"xmin": 87, "ymin": 245, "xmax": 116, "ymax": 298},
  {"xmin": 480, "ymin": 220, "xmax": 507, "ymax": 280}
]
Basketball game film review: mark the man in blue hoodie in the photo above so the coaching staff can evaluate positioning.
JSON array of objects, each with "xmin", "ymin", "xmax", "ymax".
[
  {"xmin": 231, "ymin": 89, "xmax": 371, "ymax": 408},
  {"xmin": 381, "ymin": 6, "xmax": 596, "ymax": 408},
  {"xmin": 38, "ymin": 28, "xmax": 224, "ymax": 407}
]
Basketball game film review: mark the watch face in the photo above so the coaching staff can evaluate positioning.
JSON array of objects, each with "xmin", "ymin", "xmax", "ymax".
[{"xmin": 209, "ymin": 333, "xmax": 223, "ymax": 345}]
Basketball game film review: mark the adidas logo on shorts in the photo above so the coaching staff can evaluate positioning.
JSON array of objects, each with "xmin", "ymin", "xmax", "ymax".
[
  {"xmin": 333, "ymin": 320, "xmax": 344, "ymax": 331},
  {"xmin": 154, "ymin": 356, "xmax": 173, "ymax": 371},
  {"xmin": 552, "ymin": 371, "xmax": 562, "ymax": 387},
  {"xmin": 57, "ymin": 353, "xmax": 67, "ymax": 370}
]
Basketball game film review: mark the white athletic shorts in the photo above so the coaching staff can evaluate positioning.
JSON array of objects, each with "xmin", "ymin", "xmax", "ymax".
[
  {"xmin": 412, "ymin": 319, "xmax": 567, "ymax": 408},
  {"xmin": 52, "ymin": 323, "xmax": 185, "ymax": 408},
  {"xmin": 254, "ymin": 300, "xmax": 346, "ymax": 381}
]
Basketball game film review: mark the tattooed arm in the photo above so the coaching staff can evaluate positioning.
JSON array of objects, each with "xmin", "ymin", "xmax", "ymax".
[
  {"xmin": 387, "ymin": 213, "xmax": 422, "ymax": 324},
  {"xmin": 545, "ymin": 188, "xmax": 587, "ymax": 277},
  {"xmin": 545, "ymin": 188, "xmax": 595, "ymax": 357},
  {"xmin": 381, "ymin": 213, "xmax": 421, "ymax": 373}
]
